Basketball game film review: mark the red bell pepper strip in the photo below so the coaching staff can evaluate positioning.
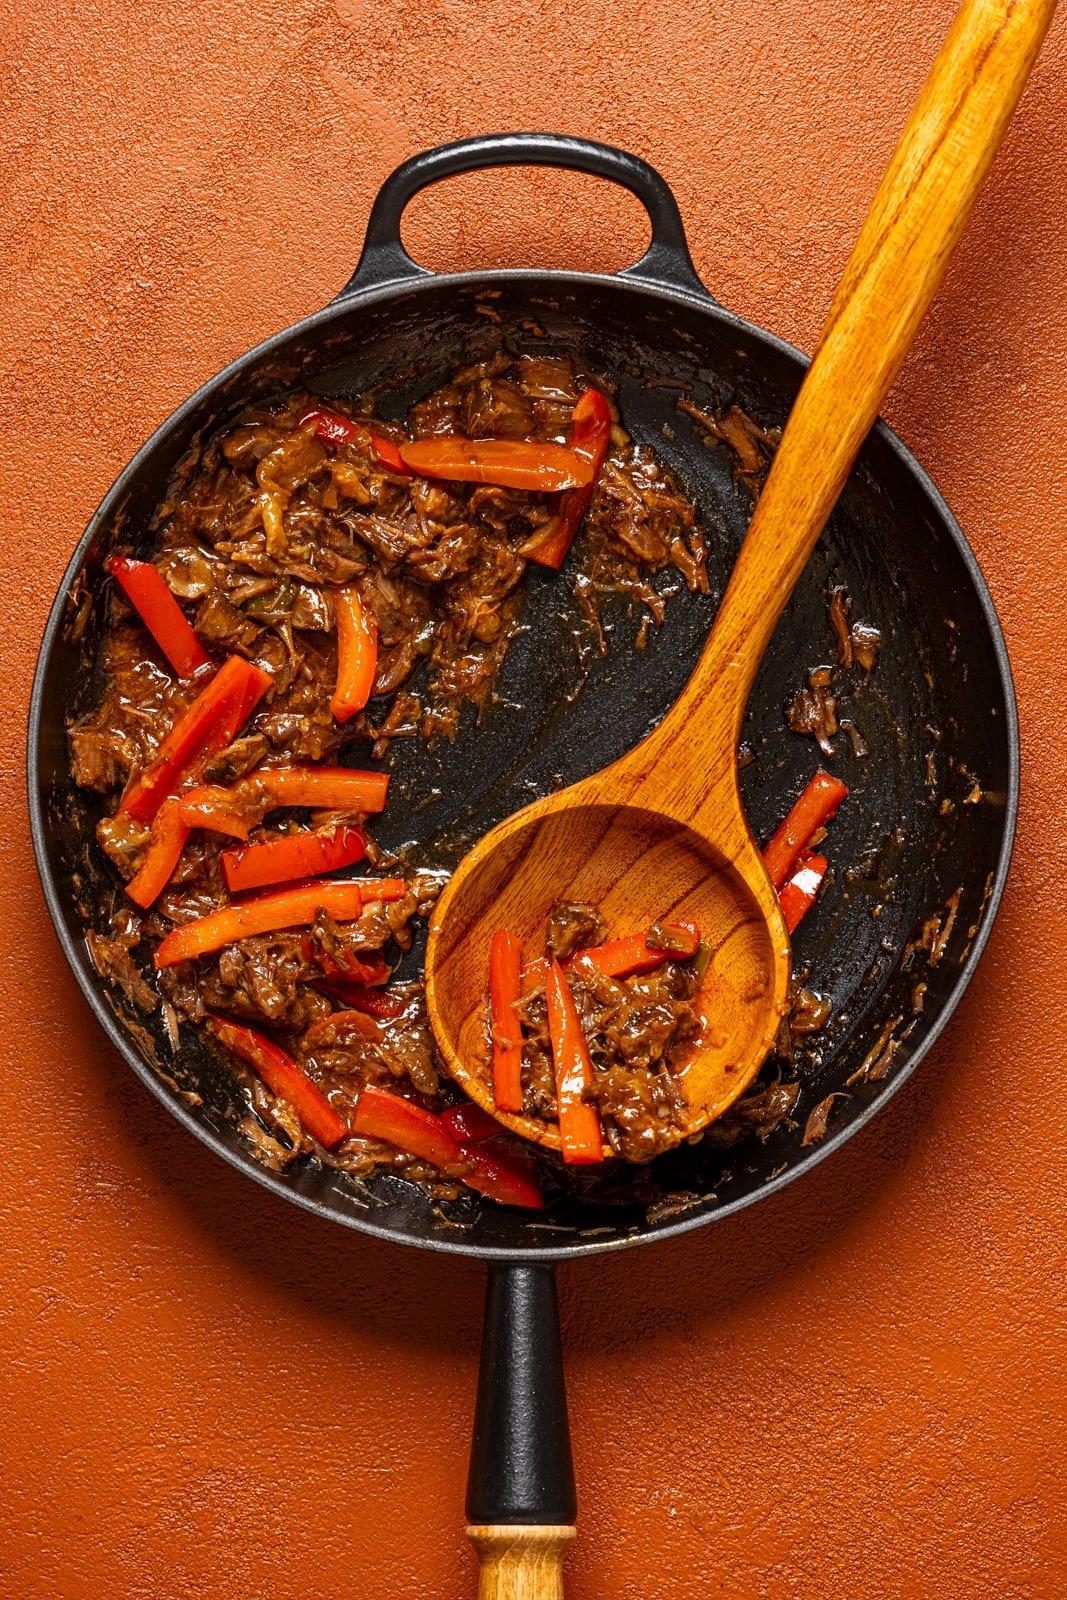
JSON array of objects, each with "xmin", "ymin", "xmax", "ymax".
[
  {"xmin": 398, "ymin": 437, "xmax": 596, "ymax": 492},
  {"xmin": 521, "ymin": 919, "xmax": 701, "ymax": 991},
  {"xmin": 120, "ymin": 655, "xmax": 272, "ymax": 824},
  {"xmin": 778, "ymin": 852, "xmax": 829, "ymax": 934},
  {"xmin": 154, "ymin": 877, "xmax": 406, "ymax": 968},
  {"xmin": 351, "ymin": 1084, "xmax": 466, "ymax": 1168},
  {"xmin": 545, "ymin": 960, "xmax": 604, "ymax": 1164},
  {"xmin": 206, "ymin": 1014, "xmax": 349, "ymax": 1148},
  {"xmin": 524, "ymin": 389, "xmax": 613, "ymax": 569},
  {"xmin": 763, "ymin": 771, "xmax": 849, "ymax": 892},
  {"xmin": 107, "ymin": 557, "xmax": 211, "ymax": 679},
  {"xmin": 519, "ymin": 955, "xmax": 550, "ymax": 995},
  {"xmin": 300, "ymin": 407, "xmax": 413, "ymax": 474},
  {"xmin": 306, "ymin": 944, "xmax": 392, "ymax": 987},
  {"xmin": 233, "ymin": 665, "xmax": 271, "ymax": 725},
  {"xmin": 174, "ymin": 785, "xmax": 251, "ymax": 839},
  {"xmin": 124, "ymin": 797, "xmax": 189, "ymax": 909},
  {"xmin": 441, "ymin": 1102, "xmax": 504, "ymax": 1145},
  {"xmin": 221, "ymin": 826, "xmax": 366, "ymax": 894},
  {"xmin": 443, "ymin": 1101, "xmax": 549, "ymax": 1207},
  {"xmin": 303, "ymin": 1009, "xmax": 384, "ymax": 1049},
  {"xmin": 326, "ymin": 984, "xmax": 405, "ymax": 1018},
  {"xmin": 176, "ymin": 766, "xmax": 390, "ymax": 837},
  {"xmin": 238, "ymin": 765, "xmax": 389, "ymax": 811},
  {"xmin": 458, "ymin": 1143, "xmax": 545, "ymax": 1210},
  {"xmin": 568, "ymin": 920, "xmax": 700, "ymax": 981},
  {"xmin": 368, "ymin": 434, "xmax": 414, "ymax": 475},
  {"xmin": 489, "ymin": 928, "xmax": 524, "ymax": 1114},
  {"xmin": 331, "ymin": 587, "xmax": 378, "ymax": 722},
  {"xmin": 352, "ymin": 1086, "xmax": 544, "ymax": 1209},
  {"xmin": 299, "ymin": 406, "xmax": 368, "ymax": 447}
]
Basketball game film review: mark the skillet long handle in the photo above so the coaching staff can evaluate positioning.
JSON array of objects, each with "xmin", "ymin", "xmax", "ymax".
[
  {"xmin": 654, "ymin": 0, "xmax": 1057, "ymax": 807},
  {"xmin": 466, "ymin": 1264, "xmax": 576, "ymax": 1599}
]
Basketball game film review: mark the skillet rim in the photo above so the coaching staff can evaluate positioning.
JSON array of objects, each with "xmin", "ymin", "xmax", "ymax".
[{"xmin": 26, "ymin": 265, "xmax": 1020, "ymax": 1261}]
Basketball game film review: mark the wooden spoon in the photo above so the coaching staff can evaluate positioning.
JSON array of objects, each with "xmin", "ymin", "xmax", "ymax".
[{"xmin": 425, "ymin": 0, "xmax": 1057, "ymax": 1163}]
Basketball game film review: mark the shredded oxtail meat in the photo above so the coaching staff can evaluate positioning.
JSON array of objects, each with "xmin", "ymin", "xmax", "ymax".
[{"xmin": 70, "ymin": 349, "xmax": 841, "ymax": 1211}]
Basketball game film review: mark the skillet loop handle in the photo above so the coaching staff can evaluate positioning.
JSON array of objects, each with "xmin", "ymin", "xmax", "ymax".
[
  {"xmin": 466, "ymin": 1264, "xmax": 576, "ymax": 1598},
  {"xmin": 337, "ymin": 132, "xmax": 714, "ymax": 302}
]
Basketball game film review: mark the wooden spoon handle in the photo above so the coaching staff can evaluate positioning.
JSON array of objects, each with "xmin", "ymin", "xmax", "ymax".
[
  {"xmin": 657, "ymin": 0, "xmax": 1056, "ymax": 801},
  {"xmin": 467, "ymin": 1526, "xmax": 576, "ymax": 1599}
]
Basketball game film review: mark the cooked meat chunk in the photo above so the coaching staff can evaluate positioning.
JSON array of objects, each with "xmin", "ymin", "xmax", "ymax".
[
  {"xmin": 545, "ymin": 903, "xmax": 607, "ymax": 962},
  {"xmin": 785, "ymin": 667, "xmax": 839, "ymax": 755}
]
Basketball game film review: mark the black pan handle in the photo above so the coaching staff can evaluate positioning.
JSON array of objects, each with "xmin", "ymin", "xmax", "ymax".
[
  {"xmin": 338, "ymin": 132, "xmax": 713, "ymax": 302},
  {"xmin": 466, "ymin": 1263, "xmax": 577, "ymax": 1597}
]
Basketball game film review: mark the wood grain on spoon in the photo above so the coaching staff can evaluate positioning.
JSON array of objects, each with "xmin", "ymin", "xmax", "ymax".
[{"xmin": 426, "ymin": 0, "xmax": 1058, "ymax": 1160}]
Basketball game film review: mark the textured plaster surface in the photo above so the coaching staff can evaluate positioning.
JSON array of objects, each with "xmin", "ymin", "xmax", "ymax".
[{"xmin": 3, "ymin": 1, "xmax": 1066, "ymax": 1595}]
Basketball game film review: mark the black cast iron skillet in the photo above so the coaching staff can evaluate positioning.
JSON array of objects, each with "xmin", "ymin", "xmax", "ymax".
[{"xmin": 28, "ymin": 134, "xmax": 1018, "ymax": 1564}]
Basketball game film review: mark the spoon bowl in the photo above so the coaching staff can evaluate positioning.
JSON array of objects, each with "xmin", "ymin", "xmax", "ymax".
[{"xmin": 426, "ymin": 783, "xmax": 790, "ymax": 1158}]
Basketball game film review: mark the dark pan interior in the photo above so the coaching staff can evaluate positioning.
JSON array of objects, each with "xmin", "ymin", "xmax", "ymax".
[{"xmin": 29, "ymin": 272, "xmax": 1017, "ymax": 1258}]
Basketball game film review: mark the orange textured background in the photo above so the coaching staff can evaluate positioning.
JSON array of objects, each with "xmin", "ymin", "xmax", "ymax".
[{"xmin": 4, "ymin": 2, "xmax": 1067, "ymax": 1596}]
